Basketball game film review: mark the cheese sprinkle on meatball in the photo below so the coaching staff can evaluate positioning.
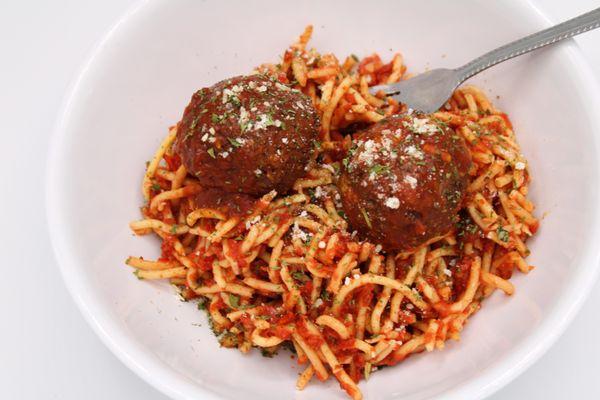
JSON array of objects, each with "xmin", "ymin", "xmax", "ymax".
[
  {"xmin": 338, "ymin": 112, "xmax": 472, "ymax": 251},
  {"xmin": 174, "ymin": 74, "xmax": 320, "ymax": 197}
]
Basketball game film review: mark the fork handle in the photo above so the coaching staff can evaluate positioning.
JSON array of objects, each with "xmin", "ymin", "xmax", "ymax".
[{"xmin": 455, "ymin": 7, "xmax": 600, "ymax": 82}]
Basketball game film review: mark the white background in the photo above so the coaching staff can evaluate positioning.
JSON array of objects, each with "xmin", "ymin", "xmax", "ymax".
[{"xmin": 1, "ymin": 1, "xmax": 599, "ymax": 399}]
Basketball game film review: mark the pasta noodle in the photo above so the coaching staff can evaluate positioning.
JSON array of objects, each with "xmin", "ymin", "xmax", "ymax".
[{"xmin": 126, "ymin": 26, "xmax": 538, "ymax": 400}]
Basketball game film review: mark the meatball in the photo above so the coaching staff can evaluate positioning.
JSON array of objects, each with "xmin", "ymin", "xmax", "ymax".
[
  {"xmin": 338, "ymin": 113, "xmax": 471, "ymax": 251},
  {"xmin": 174, "ymin": 74, "xmax": 319, "ymax": 196},
  {"xmin": 182, "ymin": 188, "xmax": 257, "ymax": 219}
]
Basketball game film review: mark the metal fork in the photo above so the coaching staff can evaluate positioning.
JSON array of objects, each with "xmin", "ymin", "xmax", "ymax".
[{"xmin": 369, "ymin": 7, "xmax": 600, "ymax": 113}]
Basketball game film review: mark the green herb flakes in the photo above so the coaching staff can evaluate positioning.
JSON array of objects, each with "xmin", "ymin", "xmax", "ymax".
[
  {"xmin": 291, "ymin": 271, "xmax": 310, "ymax": 283},
  {"xmin": 360, "ymin": 207, "xmax": 372, "ymax": 229},
  {"xmin": 228, "ymin": 137, "xmax": 243, "ymax": 148},
  {"xmin": 369, "ymin": 164, "xmax": 390, "ymax": 175},
  {"xmin": 496, "ymin": 226, "xmax": 510, "ymax": 242},
  {"xmin": 228, "ymin": 294, "xmax": 241, "ymax": 308}
]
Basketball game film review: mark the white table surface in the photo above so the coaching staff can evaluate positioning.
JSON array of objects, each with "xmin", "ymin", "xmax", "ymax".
[{"xmin": 1, "ymin": 1, "xmax": 599, "ymax": 399}]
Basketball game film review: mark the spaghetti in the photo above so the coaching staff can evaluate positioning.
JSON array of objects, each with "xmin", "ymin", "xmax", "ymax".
[{"xmin": 127, "ymin": 26, "xmax": 538, "ymax": 400}]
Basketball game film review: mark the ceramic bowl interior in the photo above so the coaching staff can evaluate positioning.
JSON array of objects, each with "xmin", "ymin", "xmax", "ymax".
[{"xmin": 47, "ymin": 1, "xmax": 600, "ymax": 399}]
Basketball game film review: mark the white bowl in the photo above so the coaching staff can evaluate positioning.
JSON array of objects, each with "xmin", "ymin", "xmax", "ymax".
[{"xmin": 47, "ymin": 1, "xmax": 600, "ymax": 399}]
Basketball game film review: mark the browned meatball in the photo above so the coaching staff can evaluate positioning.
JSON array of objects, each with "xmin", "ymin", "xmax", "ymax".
[
  {"xmin": 174, "ymin": 75, "xmax": 319, "ymax": 196},
  {"xmin": 338, "ymin": 113, "xmax": 472, "ymax": 251},
  {"xmin": 182, "ymin": 188, "xmax": 257, "ymax": 219}
]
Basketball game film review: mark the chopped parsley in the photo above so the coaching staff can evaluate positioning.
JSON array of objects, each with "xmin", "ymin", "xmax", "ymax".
[
  {"xmin": 291, "ymin": 271, "xmax": 310, "ymax": 283},
  {"xmin": 170, "ymin": 224, "xmax": 178, "ymax": 234},
  {"xmin": 207, "ymin": 148, "xmax": 216, "ymax": 158},
  {"xmin": 228, "ymin": 95, "xmax": 241, "ymax": 107},
  {"xmin": 260, "ymin": 348, "xmax": 276, "ymax": 358},
  {"xmin": 189, "ymin": 116, "xmax": 200, "ymax": 130},
  {"xmin": 151, "ymin": 183, "xmax": 161, "ymax": 191},
  {"xmin": 183, "ymin": 130, "xmax": 194, "ymax": 142},
  {"xmin": 497, "ymin": 226, "xmax": 510, "ymax": 242},
  {"xmin": 228, "ymin": 137, "xmax": 243, "ymax": 148},
  {"xmin": 360, "ymin": 207, "xmax": 372, "ymax": 229},
  {"xmin": 342, "ymin": 157, "xmax": 350, "ymax": 170},
  {"xmin": 240, "ymin": 119, "xmax": 251, "ymax": 133},
  {"xmin": 342, "ymin": 145, "xmax": 358, "ymax": 171},
  {"xmin": 264, "ymin": 113, "xmax": 275, "ymax": 127},
  {"xmin": 211, "ymin": 113, "xmax": 225, "ymax": 123},
  {"xmin": 369, "ymin": 164, "xmax": 390, "ymax": 175},
  {"xmin": 228, "ymin": 294, "xmax": 241, "ymax": 308},
  {"xmin": 207, "ymin": 315, "xmax": 221, "ymax": 336}
]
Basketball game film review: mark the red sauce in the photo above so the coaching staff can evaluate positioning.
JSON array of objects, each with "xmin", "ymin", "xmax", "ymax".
[
  {"xmin": 188, "ymin": 253, "xmax": 214, "ymax": 272},
  {"xmin": 163, "ymin": 153, "xmax": 181, "ymax": 171},
  {"xmin": 272, "ymin": 310, "xmax": 295, "ymax": 325},
  {"xmin": 358, "ymin": 55, "xmax": 382, "ymax": 75},
  {"xmin": 238, "ymin": 313, "xmax": 255, "ymax": 331},
  {"xmin": 494, "ymin": 249, "xmax": 515, "ymax": 280},
  {"xmin": 269, "ymin": 325, "xmax": 293, "ymax": 340},
  {"xmin": 499, "ymin": 112, "xmax": 513, "ymax": 130},
  {"xmin": 224, "ymin": 239, "xmax": 248, "ymax": 268},
  {"xmin": 451, "ymin": 255, "xmax": 474, "ymax": 300},
  {"xmin": 296, "ymin": 318, "xmax": 324, "ymax": 348},
  {"xmin": 160, "ymin": 236, "xmax": 177, "ymax": 260}
]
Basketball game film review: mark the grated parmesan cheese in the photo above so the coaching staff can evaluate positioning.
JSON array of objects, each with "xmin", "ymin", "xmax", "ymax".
[
  {"xmin": 404, "ymin": 175, "xmax": 418, "ymax": 189},
  {"xmin": 275, "ymin": 82, "xmax": 290, "ymax": 92},
  {"xmin": 357, "ymin": 140, "xmax": 377, "ymax": 166},
  {"xmin": 245, "ymin": 215, "xmax": 261, "ymax": 230},
  {"xmin": 314, "ymin": 186, "xmax": 326, "ymax": 198},
  {"xmin": 291, "ymin": 222, "xmax": 309, "ymax": 242},
  {"xmin": 385, "ymin": 197, "xmax": 400, "ymax": 209},
  {"xmin": 404, "ymin": 117, "xmax": 438, "ymax": 135},
  {"xmin": 405, "ymin": 145, "xmax": 424, "ymax": 160},
  {"xmin": 321, "ymin": 163, "xmax": 335, "ymax": 174}
]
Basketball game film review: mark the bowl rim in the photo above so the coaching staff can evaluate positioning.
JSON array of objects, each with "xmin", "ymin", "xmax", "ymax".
[{"xmin": 45, "ymin": 1, "xmax": 600, "ymax": 399}]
